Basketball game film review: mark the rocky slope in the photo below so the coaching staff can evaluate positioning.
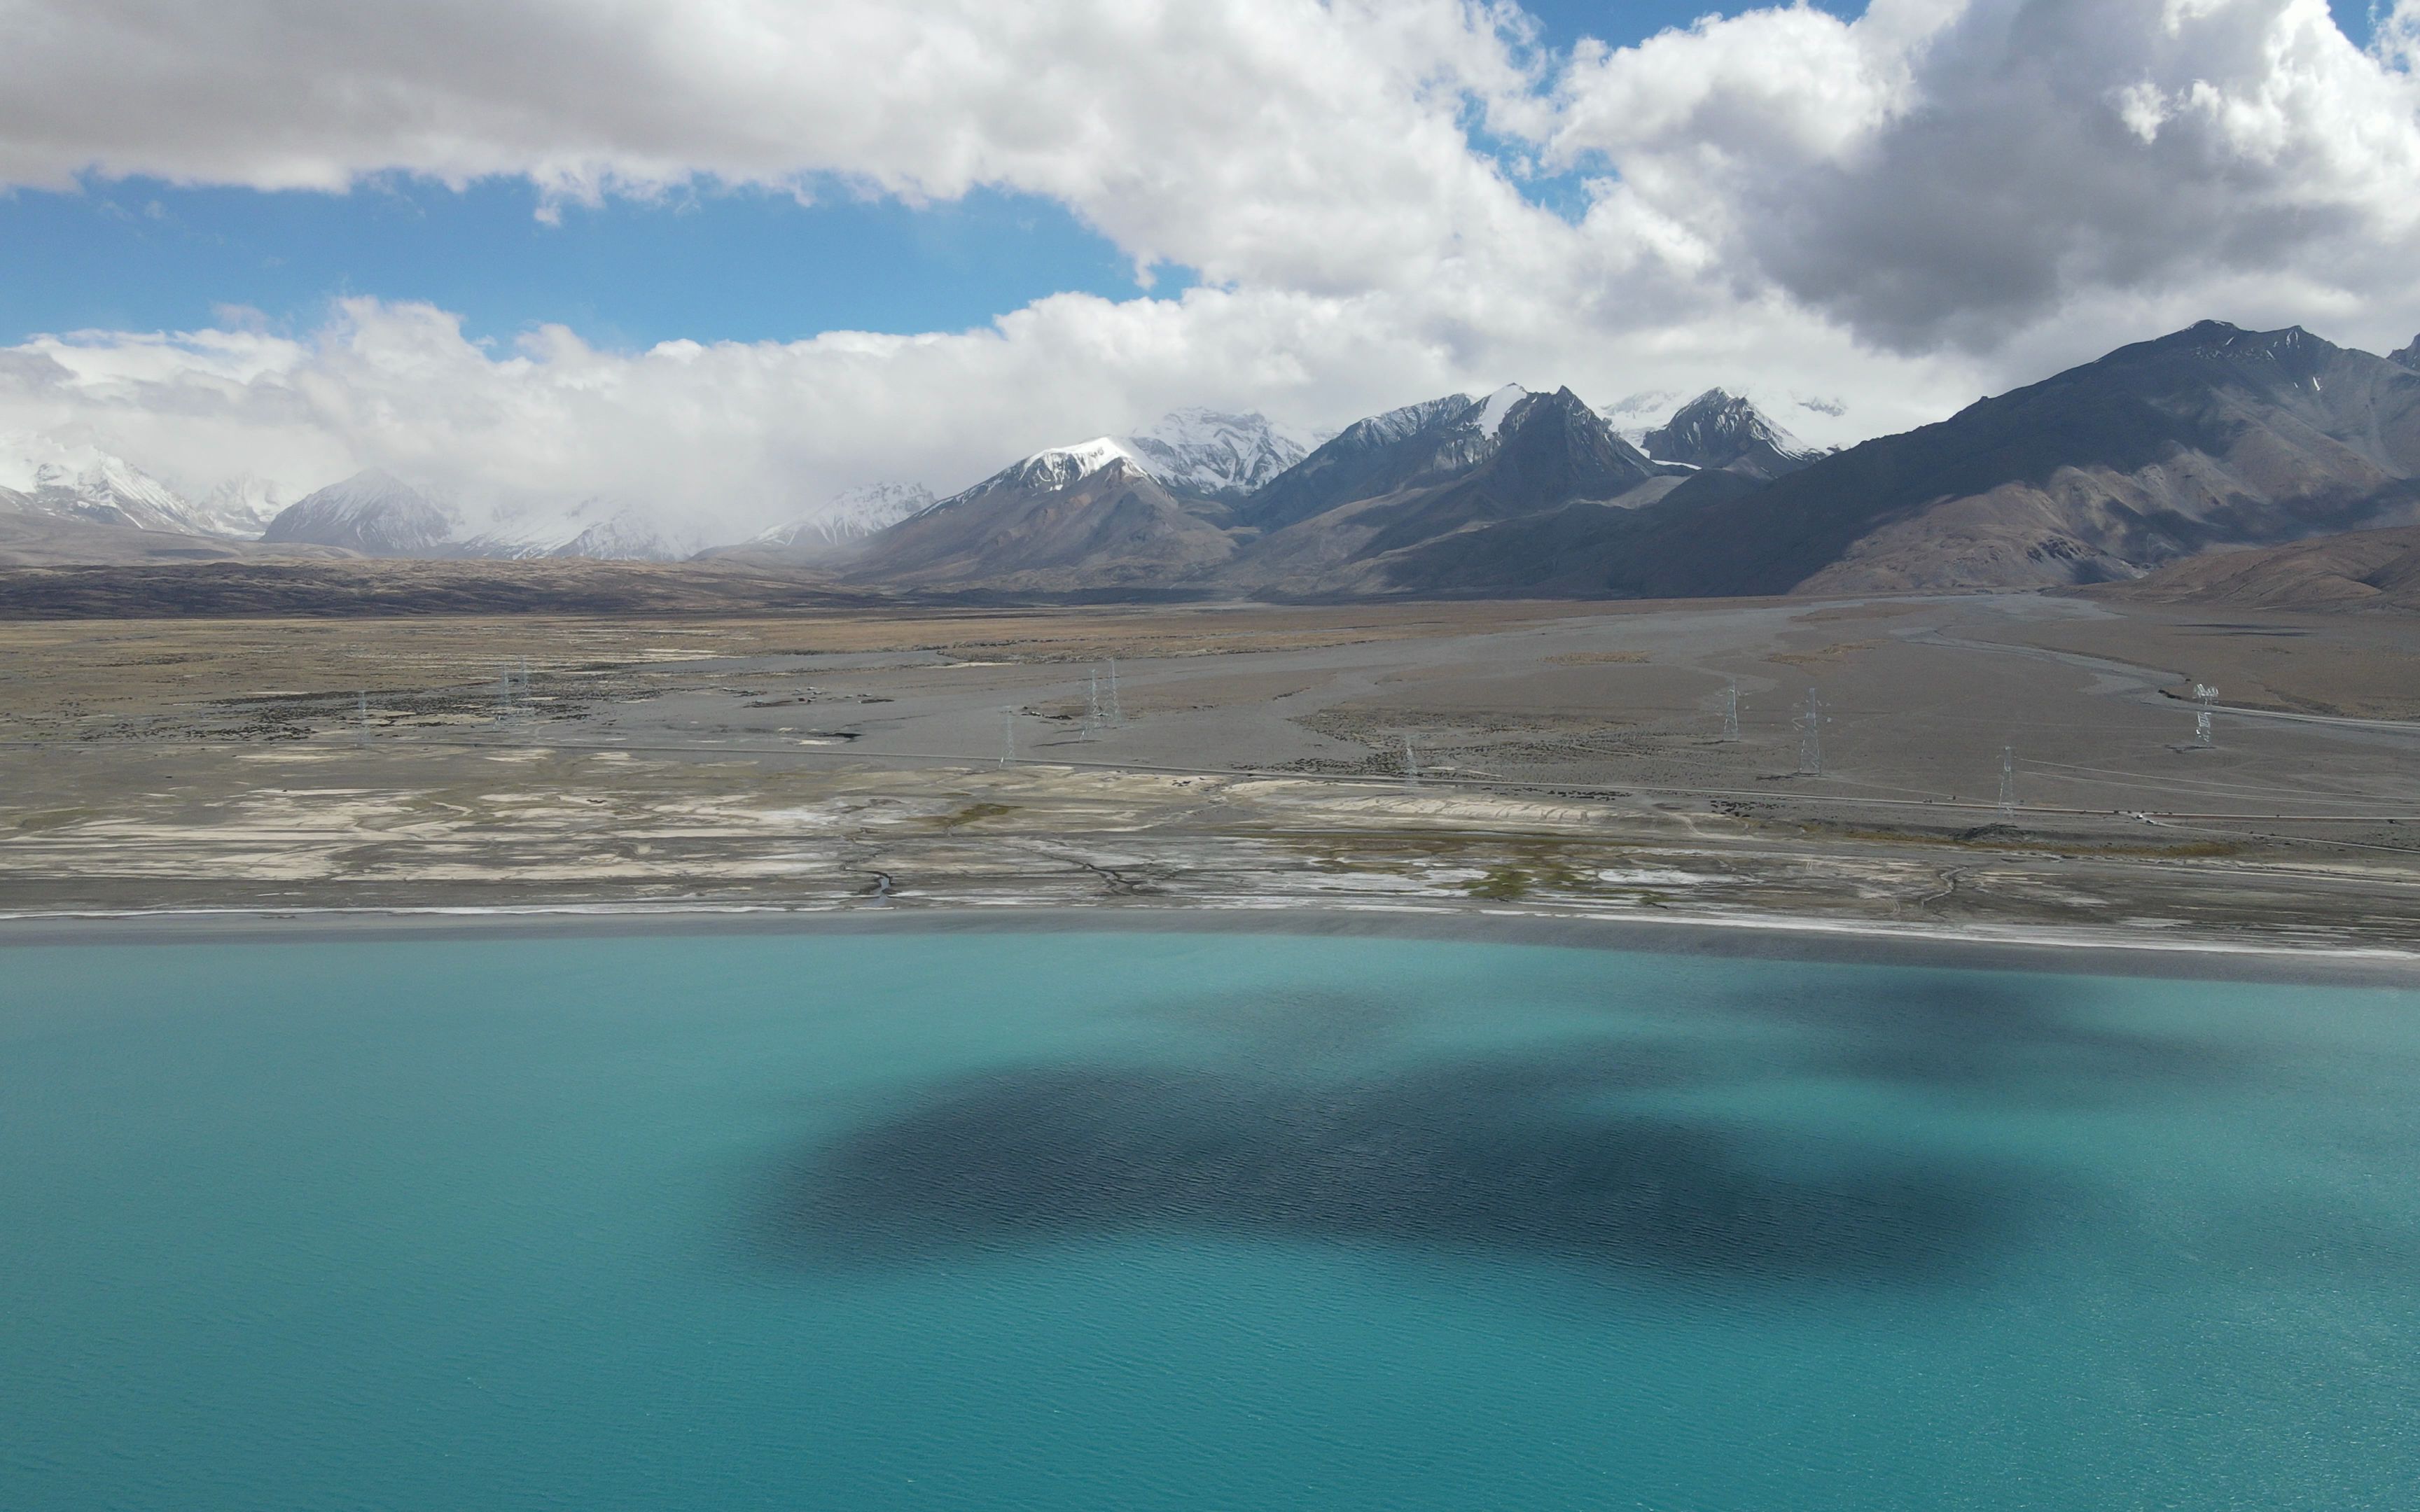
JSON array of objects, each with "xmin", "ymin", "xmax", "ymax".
[{"xmin": 2082, "ymin": 526, "xmax": 2420, "ymax": 613}]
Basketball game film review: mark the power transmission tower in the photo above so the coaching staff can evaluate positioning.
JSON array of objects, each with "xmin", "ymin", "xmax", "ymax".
[
  {"xmin": 1721, "ymin": 678, "xmax": 1739, "ymax": 741},
  {"xmin": 1998, "ymin": 746, "xmax": 2016, "ymax": 817},
  {"xmin": 357, "ymin": 690, "xmax": 370, "ymax": 748},
  {"xmin": 2194, "ymin": 683, "xmax": 2217, "ymax": 748},
  {"xmin": 1080, "ymin": 667, "xmax": 1103, "ymax": 741},
  {"xmin": 1797, "ymin": 688, "xmax": 1823, "ymax": 776},
  {"xmin": 1106, "ymin": 658, "xmax": 1124, "ymax": 724},
  {"xmin": 1000, "ymin": 708, "xmax": 1016, "ymax": 768},
  {"xmin": 1403, "ymin": 732, "xmax": 1421, "ymax": 791}
]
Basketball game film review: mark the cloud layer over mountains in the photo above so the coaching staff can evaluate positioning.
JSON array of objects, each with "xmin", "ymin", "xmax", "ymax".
[{"xmin": 1, "ymin": 0, "xmax": 2415, "ymax": 540}]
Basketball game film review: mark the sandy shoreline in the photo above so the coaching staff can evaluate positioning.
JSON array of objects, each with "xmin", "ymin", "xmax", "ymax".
[{"xmin": 6, "ymin": 895, "xmax": 2416, "ymax": 988}]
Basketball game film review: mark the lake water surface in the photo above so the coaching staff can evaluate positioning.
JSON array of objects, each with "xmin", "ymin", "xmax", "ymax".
[{"xmin": 3, "ymin": 930, "xmax": 2415, "ymax": 1509}]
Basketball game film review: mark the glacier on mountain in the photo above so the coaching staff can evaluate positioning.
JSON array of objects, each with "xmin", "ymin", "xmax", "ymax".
[{"xmin": 1468, "ymin": 384, "xmax": 1529, "ymax": 437}]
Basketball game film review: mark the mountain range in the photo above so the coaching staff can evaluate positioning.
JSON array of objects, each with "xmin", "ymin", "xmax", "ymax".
[
  {"xmin": 1386, "ymin": 321, "xmax": 2420, "ymax": 598},
  {"xmin": 8, "ymin": 321, "xmax": 2420, "ymax": 604}
]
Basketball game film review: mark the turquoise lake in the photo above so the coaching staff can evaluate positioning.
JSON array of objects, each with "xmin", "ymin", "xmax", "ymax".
[{"xmin": 3, "ymin": 929, "xmax": 2416, "ymax": 1508}]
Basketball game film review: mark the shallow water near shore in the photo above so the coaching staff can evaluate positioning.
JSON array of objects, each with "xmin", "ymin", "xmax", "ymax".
[{"xmin": 3, "ymin": 930, "xmax": 2416, "ymax": 1510}]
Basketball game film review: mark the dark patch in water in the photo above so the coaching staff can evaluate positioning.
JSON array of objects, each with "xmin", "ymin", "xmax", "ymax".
[
  {"xmin": 767, "ymin": 1058, "xmax": 2034, "ymax": 1286},
  {"xmin": 746, "ymin": 968, "xmax": 2244, "ymax": 1286},
  {"xmin": 1730, "ymin": 974, "xmax": 2245, "ymax": 1096}
]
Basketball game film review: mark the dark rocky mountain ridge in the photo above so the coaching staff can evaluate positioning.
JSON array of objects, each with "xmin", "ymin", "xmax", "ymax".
[
  {"xmin": 1217, "ymin": 386, "xmax": 1663, "ymax": 594},
  {"xmin": 1236, "ymin": 391, "xmax": 1513, "ymax": 533},
  {"xmin": 1391, "ymin": 321, "xmax": 2420, "ymax": 599},
  {"xmin": 1641, "ymin": 389, "xmax": 1822, "ymax": 479},
  {"xmin": 842, "ymin": 440, "xmax": 1239, "ymax": 589}
]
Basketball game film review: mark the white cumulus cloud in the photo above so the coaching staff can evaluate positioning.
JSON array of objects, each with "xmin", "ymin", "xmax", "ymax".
[{"xmin": 0, "ymin": 0, "xmax": 2414, "ymax": 541}]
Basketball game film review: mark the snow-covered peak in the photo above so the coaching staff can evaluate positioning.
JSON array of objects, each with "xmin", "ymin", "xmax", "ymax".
[
  {"xmin": 1641, "ymin": 389, "xmax": 1823, "ymax": 478},
  {"xmin": 278, "ymin": 468, "xmax": 430, "ymax": 521},
  {"xmin": 997, "ymin": 437, "xmax": 1143, "ymax": 491},
  {"xmin": 464, "ymin": 497, "xmax": 709, "ymax": 563},
  {"xmin": 541, "ymin": 507, "xmax": 700, "ymax": 563},
  {"xmin": 1466, "ymin": 384, "xmax": 1529, "ymax": 436},
  {"xmin": 192, "ymin": 474, "xmax": 287, "ymax": 539},
  {"xmin": 753, "ymin": 482, "xmax": 936, "ymax": 549},
  {"xmin": 0, "ymin": 445, "xmax": 210, "ymax": 534},
  {"xmin": 2392, "ymin": 334, "xmax": 2419, "ymax": 372},
  {"xmin": 263, "ymin": 469, "xmax": 460, "ymax": 554},
  {"xmin": 1334, "ymin": 393, "xmax": 1476, "ymax": 449},
  {"xmin": 1036, "ymin": 436, "xmax": 1136, "ymax": 472},
  {"xmin": 1120, "ymin": 408, "xmax": 1314, "ymax": 500}
]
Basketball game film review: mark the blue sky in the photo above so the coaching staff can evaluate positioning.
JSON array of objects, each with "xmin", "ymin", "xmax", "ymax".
[
  {"xmin": 0, "ymin": 176, "xmax": 1179, "ymax": 349},
  {"xmin": 0, "ymin": 0, "xmax": 2386, "ymax": 352}
]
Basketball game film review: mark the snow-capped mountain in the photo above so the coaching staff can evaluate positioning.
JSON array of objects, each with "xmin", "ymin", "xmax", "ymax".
[
  {"xmin": 0, "ymin": 451, "xmax": 211, "ymax": 535},
  {"xmin": 1596, "ymin": 391, "xmax": 1681, "ymax": 447},
  {"xmin": 541, "ymin": 510, "xmax": 698, "ymax": 563},
  {"xmin": 461, "ymin": 498, "xmax": 706, "ymax": 563},
  {"xmin": 36, "ymin": 459, "xmax": 190, "ymax": 533},
  {"xmin": 261, "ymin": 470, "xmax": 460, "ymax": 556},
  {"xmin": 1640, "ymin": 390, "xmax": 1823, "ymax": 479},
  {"xmin": 846, "ymin": 435, "xmax": 1234, "ymax": 586},
  {"xmin": 751, "ymin": 482, "xmax": 937, "ymax": 550},
  {"xmin": 1239, "ymin": 385, "xmax": 1542, "ymax": 531},
  {"xmin": 192, "ymin": 475, "xmax": 288, "ymax": 539},
  {"xmin": 1228, "ymin": 386, "xmax": 1660, "ymax": 593},
  {"xmin": 1120, "ymin": 409, "xmax": 1314, "ymax": 501},
  {"xmin": 2393, "ymin": 335, "xmax": 2419, "ymax": 372},
  {"xmin": 984, "ymin": 437, "xmax": 1143, "ymax": 493}
]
